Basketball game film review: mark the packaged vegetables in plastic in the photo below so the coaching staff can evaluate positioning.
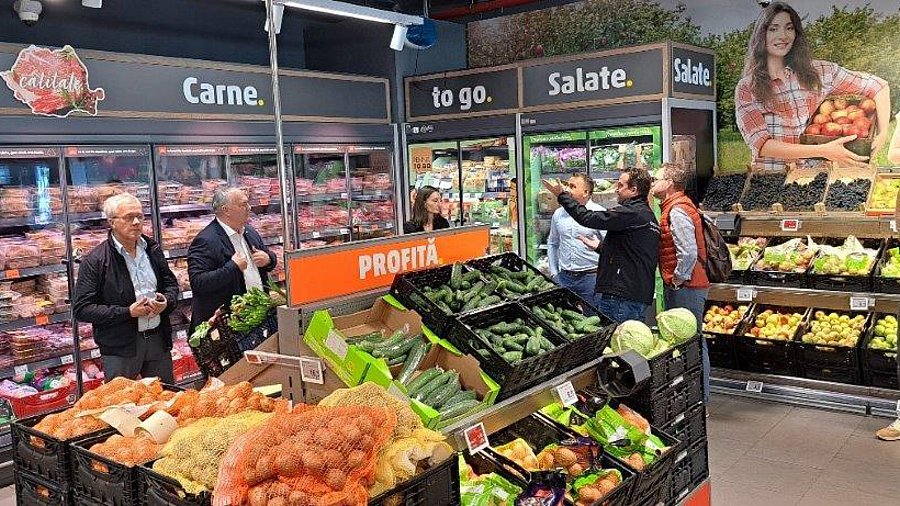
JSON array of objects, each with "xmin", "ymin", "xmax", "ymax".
[
  {"xmin": 754, "ymin": 237, "xmax": 819, "ymax": 273},
  {"xmin": 459, "ymin": 454, "xmax": 522, "ymax": 506},
  {"xmin": 811, "ymin": 235, "xmax": 878, "ymax": 276},
  {"xmin": 728, "ymin": 237, "xmax": 766, "ymax": 271}
]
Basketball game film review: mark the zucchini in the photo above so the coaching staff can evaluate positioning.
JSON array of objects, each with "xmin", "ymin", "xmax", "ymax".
[
  {"xmin": 346, "ymin": 331, "xmax": 382, "ymax": 344},
  {"xmin": 438, "ymin": 399, "xmax": 481, "ymax": 419},
  {"xmin": 414, "ymin": 371, "xmax": 455, "ymax": 402},
  {"xmin": 406, "ymin": 367, "xmax": 442, "ymax": 392},
  {"xmin": 387, "ymin": 354, "xmax": 407, "ymax": 366},
  {"xmin": 428, "ymin": 378, "xmax": 461, "ymax": 408},
  {"xmin": 397, "ymin": 340, "xmax": 429, "ymax": 384}
]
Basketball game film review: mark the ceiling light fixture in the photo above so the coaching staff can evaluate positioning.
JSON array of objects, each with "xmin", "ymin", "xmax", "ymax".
[
  {"xmin": 264, "ymin": 3, "xmax": 284, "ymax": 34},
  {"xmin": 82, "ymin": 0, "xmax": 102, "ymax": 8},
  {"xmin": 275, "ymin": 0, "xmax": 422, "ymax": 26}
]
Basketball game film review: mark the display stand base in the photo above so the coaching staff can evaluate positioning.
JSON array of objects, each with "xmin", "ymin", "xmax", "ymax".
[{"xmin": 679, "ymin": 480, "xmax": 711, "ymax": 506}]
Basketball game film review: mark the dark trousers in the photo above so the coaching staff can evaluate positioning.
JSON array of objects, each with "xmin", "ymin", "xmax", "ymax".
[{"xmin": 101, "ymin": 329, "xmax": 174, "ymax": 384}]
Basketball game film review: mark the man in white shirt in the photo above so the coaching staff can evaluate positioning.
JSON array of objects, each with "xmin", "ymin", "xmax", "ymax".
[
  {"xmin": 547, "ymin": 173, "xmax": 605, "ymax": 307},
  {"xmin": 187, "ymin": 188, "xmax": 277, "ymax": 333}
]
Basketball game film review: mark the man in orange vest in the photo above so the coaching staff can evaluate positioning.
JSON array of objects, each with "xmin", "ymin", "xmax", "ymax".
[{"xmin": 652, "ymin": 162, "xmax": 710, "ymax": 404}]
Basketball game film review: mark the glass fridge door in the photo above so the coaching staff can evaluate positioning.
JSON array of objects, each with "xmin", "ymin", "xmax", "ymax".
[
  {"xmin": 65, "ymin": 145, "xmax": 158, "ymax": 386},
  {"xmin": 589, "ymin": 125, "xmax": 662, "ymax": 209},
  {"xmin": 407, "ymin": 141, "xmax": 460, "ymax": 227},
  {"xmin": 293, "ymin": 146, "xmax": 351, "ymax": 250},
  {"xmin": 227, "ymin": 146, "xmax": 288, "ymax": 284},
  {"xmin": 0, "ymin": 147, "xmax": 80, "ymax": 422},
  {"xmin": 522, "ymin": 131, "xmax": 589, "ymax": 268},
  {"xmin": 459, "ymin": 137, "xmax": 517, "ymax": 253},
  {"xmin": 155, "ymin": 145, "xmax": 228, "ymax": 385},
  {"xmin": 348, "ymin": 146, "xmax": 395, "ymax": 240}
]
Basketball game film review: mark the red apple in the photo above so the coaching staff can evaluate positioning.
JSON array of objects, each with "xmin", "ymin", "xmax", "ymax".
[
  {"xmin": 805, "ymin": 124, "xmax": 822, "ymax": 135},
  {"xmin": 845, "ymin": 104, "xmax": 859, "ymax": 112},
  {"xmin": 847, "ymin": 110, "xmax": 865, "ymax": 121},
  {"xmin": 835, "ymin": 116, "xmax": 853, "ymax": 125},
  {"xmin": 861, "ymin": 98, "xmax": 877, "ymax": 113},
  {"xmin": 842, "ymin": 124, "xmax": 857, "ymax": 136},
  {"xmin": 819, "ymin": 100, "xmax": 836, "ymax": 115},
  {"xmin": 813, "ymin": 113, "xmax": 830, "ymax": 125},
  {"xmin": 823, "ymin": 122, "xmax": 843, "ymax": 136},
  {"xmin": 853, "ymin": 117, "xmax": 872, "ymax": 132},
  {"xmin": 834, "ymin": 98, "xmax": 849, "ymax": 110},
  {"xmin": 831, "ymin": 110, "xmax": 849, "ymax": 119}
]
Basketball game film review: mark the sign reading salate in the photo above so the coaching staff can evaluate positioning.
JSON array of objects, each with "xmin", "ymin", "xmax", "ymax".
[
  {"xmin": 522, "ymin": 48, "xmax": 665, "ymax": 108},
  {"xmin": 671, "ymin": 46, "xmax": 715, "ymax": 97},
  {"xmin": 406, "ymin": 68, "xmax": 519, "ymax": 120}
]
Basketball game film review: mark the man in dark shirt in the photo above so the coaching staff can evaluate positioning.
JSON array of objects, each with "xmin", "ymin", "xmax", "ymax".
[{"xmin": 543, "ymin": 167, "xmax": 660, "ymax": 324}]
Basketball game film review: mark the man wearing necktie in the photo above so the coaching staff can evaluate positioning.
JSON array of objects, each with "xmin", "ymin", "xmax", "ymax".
[{"xmin": 187, "ymin": 187, "xmax": 277, "ymax": 334}]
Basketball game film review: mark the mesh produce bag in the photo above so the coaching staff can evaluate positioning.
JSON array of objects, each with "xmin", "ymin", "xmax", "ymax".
[
  {"xmin": 171, "ymin": 381, "xmax": 286, "ymax": 424},
  {"xmin": 89, "ymin": 433, "xmax": 162, "ymax": 467},
  {"xmin": 214, "ymin": 405, "xmax": 397, "ymax": 506},
  {"xmin": 153, "ymin": 410, "xmax": 274, "ymax": 494}
]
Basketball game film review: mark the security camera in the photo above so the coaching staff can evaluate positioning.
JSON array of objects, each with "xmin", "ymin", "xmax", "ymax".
[
  {"xmin": 13, "ymin": 0, "xmax": 42, "ymax": 26},
  {"xmin": 757, "ymin": 0, "xmax": 771, "ymax": 7}
]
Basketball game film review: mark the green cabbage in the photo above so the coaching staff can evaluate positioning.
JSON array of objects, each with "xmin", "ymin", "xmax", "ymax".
[
  {"xmin": 657, "ymin": 308, "xmax": 697, "ymax": 345},
  {"xmin": 610, "ymin": 320, "xmax": 657, "ymax": 357}
]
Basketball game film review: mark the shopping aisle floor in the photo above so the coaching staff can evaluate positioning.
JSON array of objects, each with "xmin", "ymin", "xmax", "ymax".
[
  {"xmin": 0, "ymin": 393, "xmax": 896, "ymax": 505},
  {"xmin": 708, "ymin": 393, "xmax": 899, "ymax": 505}
]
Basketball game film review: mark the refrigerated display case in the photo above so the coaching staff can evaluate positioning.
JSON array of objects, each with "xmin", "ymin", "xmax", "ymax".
[
  {"xmin": 348, "ymin": 146, "xmax": 395, "ymax": 240},
  {"xmin": 408, "ymin": 141, "xmax": 460, "ymax": 225},
  {"xmin": 589, "ymin": 125, "xmax": 662, "ymax": 208}
]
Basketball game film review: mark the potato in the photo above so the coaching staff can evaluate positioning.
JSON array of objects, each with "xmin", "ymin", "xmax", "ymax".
[{"xmin": 553, "ymin": 448, "xmax": 577, "ymax": 467}]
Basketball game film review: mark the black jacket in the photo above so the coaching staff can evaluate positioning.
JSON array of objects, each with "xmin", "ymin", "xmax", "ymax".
[
  {"xmin": 558, "ymin": 194, "xmax": 660, "ymax": 305},
  {"xmin": 73, "ymin": 234, "xmax": 179, "ymax": 358},
  {"xmin": 403, "ymin": 215, "xmax": 450, "ymax": 234},
  {"xmin": 187, "ymin": 220, "xmax": 277, "ymax": 332}
]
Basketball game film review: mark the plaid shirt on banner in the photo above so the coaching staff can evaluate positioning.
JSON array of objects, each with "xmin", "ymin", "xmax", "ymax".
[{"xmin": 735, "ymin": 60, "xmax": 885, "ymax": 171}]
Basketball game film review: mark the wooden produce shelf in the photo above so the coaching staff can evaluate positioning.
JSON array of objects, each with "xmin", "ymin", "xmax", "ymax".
[
  {"xmin": 736, "ymin": 214, "xmax": 892, "ymax": 239},
  {"xmin": 709, "ymin": 283, "xmax": 900, "ymax": 314}
]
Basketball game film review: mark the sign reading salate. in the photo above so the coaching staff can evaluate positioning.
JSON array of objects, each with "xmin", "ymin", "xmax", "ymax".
[{"xmin": 671, "ymin": 46, "xmax": 715, "ymax": 97}]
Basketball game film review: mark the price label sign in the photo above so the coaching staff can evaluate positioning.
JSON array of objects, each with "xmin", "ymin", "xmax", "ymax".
[
  {"xmin": 745, "ymin": 380, "xmax": 764, "ymax": 393},
  {"xmin": 891, "ymin": 220, "xmax": 897, "ymax": 233},
  {"xmin": 176, "ymin": 330, "xmax": 187, "ymax": 340},
  {"xmin": 850, "ymin": 296, "xmax": 870, "ymax": 311},
  {"xmin": 60, "ymin": 355, "xmax": 74, "ymax": 365},
  {"xmin": 736, "ymin": 287, "xmax": 755, "ymax": 302},
  {"xmin": 13, "ymin": 365, "xmax": 27, "ymax": 377},
  {"xmin": 299, "ymin": 357, "xmax": 325, "ymax": 384},
  {"xmin": 780, "ymin": 219, "xmax": 801, "ymax": 232},
  {"xmin": 325, "ymin": 330, "xmax": 349, "ymax": 361},
  {"xmin": 4, "ymin": 269, "xmax": 20, "ymax": 279},
  {"xmin": 463, "ymin": 422, "xmax": 490, "ymax": 454},
  {"xmin": 90, "ymin": 349, "xmax": 101, "ymax": 359},
  {"xmin": 555, "ymin": 381, "xmax": 578, "ymax": 407},
  {"xmin": 312, "ymin": 232, "xmax": 321, "ymax": 239},
  {"xmin": 35, "ymin": 314, "xmax": 49, "ymax": 325},
  {"xmin": 164, "ymin": 251, "xmax": 171, "ymax": 259},
  {"xmin": 183, "ymin": 290, "xmax": 192, "ymax": 299}
]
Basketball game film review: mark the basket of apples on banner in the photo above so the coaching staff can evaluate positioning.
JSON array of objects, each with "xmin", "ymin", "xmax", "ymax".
[{"xmin": 801, "ymin": 95, "xmax": 877, "ymax": 158}]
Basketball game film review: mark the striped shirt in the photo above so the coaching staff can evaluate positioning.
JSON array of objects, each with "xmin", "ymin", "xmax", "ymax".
[{"xmin": 735, "ymin": 60, "xmax": 885, "ymax": 170}]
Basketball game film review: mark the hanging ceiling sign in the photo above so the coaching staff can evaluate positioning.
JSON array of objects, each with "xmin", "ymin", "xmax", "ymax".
[
  {"xmin": 0, "ymin": 43, "xmax": 390, "ymax": 124},
  {"xmin": 670, "ymin": 44, "xmax": 716, "ymax": 98},
  {"xmin": 1, "ymin": 45, "xmax": 105, "ymax": 118},
  {"xmin": 406, "ymin": 66, "xmax": 521, "ymax": 121}
]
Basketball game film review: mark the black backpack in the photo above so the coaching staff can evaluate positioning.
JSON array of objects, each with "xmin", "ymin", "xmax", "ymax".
[{"xmin": 700, "ymin": 214, "xmax": 733, "ymax": 283}]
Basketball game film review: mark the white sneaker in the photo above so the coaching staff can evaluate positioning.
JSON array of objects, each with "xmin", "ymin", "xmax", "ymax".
[{"xmin": 875, "ymin": 418, "xmax": 900, "ymax": 441}]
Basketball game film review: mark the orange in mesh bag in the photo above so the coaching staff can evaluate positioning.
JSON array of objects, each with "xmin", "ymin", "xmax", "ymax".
[{"xmin": 214, "ymin": 405, "xmax": 397, "ymax": 506}]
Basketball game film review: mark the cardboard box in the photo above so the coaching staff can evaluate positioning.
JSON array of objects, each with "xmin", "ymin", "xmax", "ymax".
[
  {"xmin": 303, "ymin": 295, "xmax": 427, "ymax": 386},
  {"xmin": 217, "ymin": 333, "xmax": 288, "ymax": 390},
  {"xmin": 365, "ymin": 340, "xmax": 500, "ymax": 429}
]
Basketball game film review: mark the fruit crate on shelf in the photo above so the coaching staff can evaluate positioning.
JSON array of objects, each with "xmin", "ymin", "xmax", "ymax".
[
  {"xmin": 625, "ymin": 367, "xmax": 703, "ymax": 428},
  {"xmin": 873, "ymin": 238, "xmax": 900, "ymax": 294},
  {"xmin": 369, "ymin": 454, "xmax": 460, "ymax": 506},
  {"xmin": 16, "ymin": 469, "xmax": 74, "ymax": 506},
  {"xmin": 450, "ymin": 302, "xmax": 571, "ymax": 400},
  {"xmin": 702, "ymin": 301, "xmax": 754, "ymax": 371},
  {"xmin": 860, "ymin": 313, "xmax": 900, "ymax": 390},
  {"xmin": 735, "ymin": 169, "xmax": 787, "ymax": 214},
  {"xmin": 771, "ymin": 166, "xmax": 830, "ymax": 214},
  {"xmin": 218, "ymin": 309, "xmax": 279, "ymax": 356},
  {"xmin": 11, "ymin": 408, "xmax": 109, "ymax": 489},
  {"xmin": 139, "ymin": 461, "xmax": 212, "ymax": 506},
  {"xmin": 736, "ymin": 305, "xmax": 809, "ymax": 376},
  {"xmin": 724, "ymin": 237, "xmax": 769, "ymax": 285},
  {"xmin": 747, "ymin": 238, "xmax": 814, "ymax": 289},
  {"xmin": 71, "ymin": 432, "xmax": 142, "ymax": 506},
  {"xmin": 865, "ymin": 172, "xmax": 900, "ymax": 216},
  {"xmin": 699, "ymin": 171, "xmax": 751, "ymax": 214},
  {"xmin": 822, "ymin": 166, "xmax": 875, "ymax": 215},
  {"xmin": 793, "ymin": 308, "xmax": 870, "ymax": 385},
  {"xmin": 390, "ymin": 263, "xmax": 488, "ymax": 337},
  {"xmin": 520, "ymin": 287, "xmax": 615, "ymax": 372},
  {"xmin": 806, "ymin": 237, "xmax": 883, "ymax": 292},
  {"xmin": 465, "ymin": 252, "xmax": 556, "ymax": 301},
  {"xmin": 663, "ymin": 402, "xmax": 707, "ymax": 450}
]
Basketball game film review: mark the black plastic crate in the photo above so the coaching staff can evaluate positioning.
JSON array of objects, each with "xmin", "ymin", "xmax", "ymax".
[
  {"xmin": 16, "ymin": 469, "xmax": 72, "ymax": 506},
  {"xmin": 11, "ymin": 409, "xmax": 108, "ymax": 488},
  {"xmin": 626, "ymin": 368, "xmax": 703, "ymax": 427},
  {"xmin": 701, "ymin": 302, "xmax": 753, "ymax": 371},
  {"xmin": 725, "ymin": 237, "xmax": 768, "ymax": 284},
  {"xmin": 521, "ymin": 287, "xmax": 615, "ymax": 372},
  {"xmin": 369, "ymin": 454, "xmax": 460, "ymax": 506},
  {"xmin": 74, "ymin": 494, "xmax": 106, "ymax": 506},
  {"xmin": 794, "ymin": 309, "xmax": 868, "ymax": 385},
  {"xmin": 620, "ymin": 426, "xmax": 682, "ymax": 506},
  {"xmin": 735, "ymin": 305, "xmax": 807, "ymax": 376},
  {"xmin": 220, "ymin": 310, "xmax": 278, "ymax": 355},
  {"xmin": 873, "ymin": 239, "xmax": 900, "ymax": 294},
  {"xmin": 668, "ymin": 442, "xmax": 709, "ymax": 505},
  {"xmin": 663, "ymin": 403, "xmax": 707, "ymax": 449},
  {"xmin": 390, "ymin": 263, "xmax": 485, "ymax": 337},
  {"xmin": 807, "ymin": 238, "xmax": 882, "ymax": 292},
  {"xmin": 465, "ymin": 252, "xmax": 556, "ymax": 301},
  {"xmin": 747, "ymin": 266, "xmax": 809, "ymax": 288},
  {"xmin": 643, "ymin": 336, "xmax": 703, "ymax": 393},
  {"xmin": 139, "ymin": 462, "xmax": 211, "ymax": 506},
  {"xmin": 451, "ymin": 302, "xmax": 570, "ymax": 400},
  {"xmin": 72, "ymin": 432, "xmax": 141, "ymax": 506},
  {"xmin": 861, "ymin": 313, "xmax": 900, "ymax": 389},
  {"xmin": 188, "ymin": 332, "xmax": 238, "ymax": 378}
]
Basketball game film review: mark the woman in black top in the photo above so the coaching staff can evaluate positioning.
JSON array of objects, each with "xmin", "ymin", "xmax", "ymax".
[{"xmin": 404, "ymin": 185, "xmax": 450, "ymax": 234}]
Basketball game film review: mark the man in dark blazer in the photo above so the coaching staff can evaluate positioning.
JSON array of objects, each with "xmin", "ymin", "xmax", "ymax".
[
  {"xmin": 187, "ymin": 187, "xmax": 277, "ymax": 333},
  {"xmin": 73, "ymin": 193, "xmax": 180, "ymax": 383}
]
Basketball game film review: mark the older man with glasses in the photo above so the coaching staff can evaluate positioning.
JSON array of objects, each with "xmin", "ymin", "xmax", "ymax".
[{"xmin": 73, "ymin": 193, "xmax": 179, "ymax": 383}]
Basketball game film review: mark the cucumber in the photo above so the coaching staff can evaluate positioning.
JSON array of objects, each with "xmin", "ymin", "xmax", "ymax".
[
  {"xmin": 475, "ymin": 347, "xmax": 491, "ymax": 359},
  {"xmin": 461, "ymin": 294, "xmax": 485, "ymax": 312},
  {"xmin": 429, "ymin": 379, "xmax": 461, "ymax": 409},
  {"xmin": 525, "ymin": 335, "xmax": 541, "ymax": 356},
  {"xmin": 372, "ymin": 334, "xmax": 419, "ymax": 358},
  {"xmin": 436, "ymin": 301, "xmax": 452, "ymax": 314},
  {"xmin": 387, "ymin": 354, "xmax": 407, "ymax": 366},
  {"xmin": 443, "ymin": 389, "xmax": 477, "ymax": 408},
  {"xmin": 396, "ymin": 339, "xmax": 429, "ymax": 385},
  {"xmin": 489, "ymin": 322, "xmax": 516, "ymax": 334},
  {"xmin": 478, "ymin": 280, "xmax": 498, "ymax": 298},
  {"xmin": 461, "ymin": 270, "xmax": 482, "ymax": 283},
  {"xmin": 438, "ymin": 399, "xmax": 481, "ymax": 419},
  {"xmin": 476, "ymin": 295, "xmax": 501, "ymax": 308},
  {"xmin": 346, "ymin": 331, "xmax": 382, "ymax": 344},
  {"xmin": 501, "ymin": 338, "xmax": 524, "ymax": 352},
  {"xmin": 502, "ymin": 351, "xmax": 523, "ymax": 363},
  {"xmin": 450, "ymin": 263, "xmax": 462, "ymax": 290},
  {"xmin": 525, "ymin": 276, "xmax": 544, "ymax": 292},
  {"xmin": 414, "ymin": 371, "xmax": 455, "ymax": 402},
  {"xmin": 406, "ymin": 367, "xmax": 442, "ymax": 392}
]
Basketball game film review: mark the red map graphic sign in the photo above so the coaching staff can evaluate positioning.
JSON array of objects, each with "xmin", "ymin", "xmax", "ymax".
[{"xmin": 1, "ymin": 45, "xmax": 105, "ymax": 118}]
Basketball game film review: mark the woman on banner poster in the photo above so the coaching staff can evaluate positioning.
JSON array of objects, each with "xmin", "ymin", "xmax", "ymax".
[{"xmin": 735, "ymin": 1, "xmax": 890, "ymax": 170}]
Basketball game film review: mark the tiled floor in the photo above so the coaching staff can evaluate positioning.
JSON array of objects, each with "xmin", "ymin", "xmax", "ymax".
[{"xmin": 0, "ymin": 393, "xmax": 896, "ymax": 505}]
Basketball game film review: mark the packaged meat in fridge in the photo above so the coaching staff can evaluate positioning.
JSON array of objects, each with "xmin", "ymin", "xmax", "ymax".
[
  {"xmin": 295, "ymin": 178, "xmax": 314, "ymax": 195},
  {"xmin": 325, "ymin": 177, "xmax": 346, "ymax": 193},
  {"xmin": 0, "ymin": 238, "xmax": 41, "ymax": 269},
  {"xmin": 67, "ymin": 186, "xmax": 99, "ymax": 213}
]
